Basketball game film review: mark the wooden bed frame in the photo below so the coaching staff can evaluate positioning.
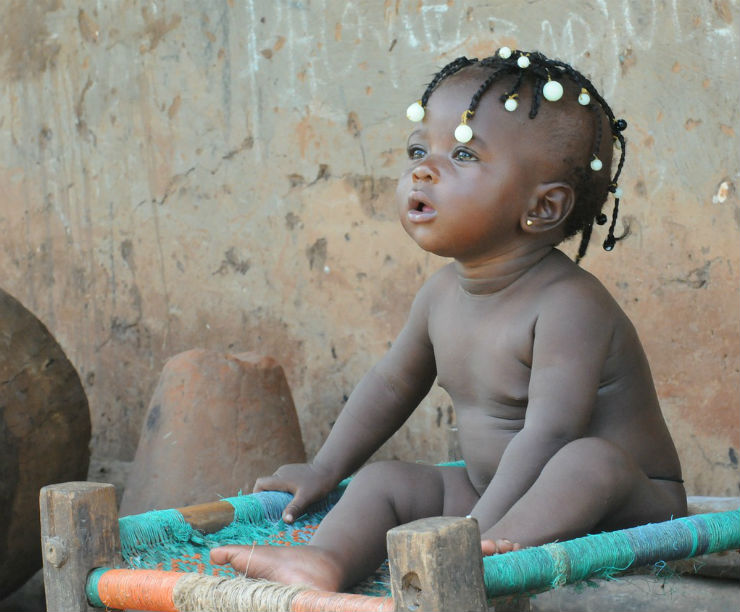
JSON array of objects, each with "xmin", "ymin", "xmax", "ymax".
[{"xmin": 39, "ymin": 482, "xmax": 739, "ymax": 612}]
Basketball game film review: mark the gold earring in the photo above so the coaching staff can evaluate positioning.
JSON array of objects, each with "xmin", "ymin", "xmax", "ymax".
[{"xmin": 526, "ymin": 219, "xmax": 534, "ymax": 226}]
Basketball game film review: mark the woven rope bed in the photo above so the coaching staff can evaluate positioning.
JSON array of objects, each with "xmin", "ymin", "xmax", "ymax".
[
  {"xmin": 40, "ymin": 472, "xmax": 740, "ymax": 612},
  {"xmin": 79, "ymin": 479, "xmax": 740, "ymax": 611}
]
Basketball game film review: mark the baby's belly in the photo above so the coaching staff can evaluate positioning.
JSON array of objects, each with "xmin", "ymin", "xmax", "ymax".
[{"xmin": 455, "ymin": 411, "xmax": 522, "ymax": 494}]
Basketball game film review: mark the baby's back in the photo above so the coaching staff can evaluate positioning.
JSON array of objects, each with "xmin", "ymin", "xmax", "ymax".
[{"xmin": 425, "ymin": 250, "xmax": 682, "ymax": 492}]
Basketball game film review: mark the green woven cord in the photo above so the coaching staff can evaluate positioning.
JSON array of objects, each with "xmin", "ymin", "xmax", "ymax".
[{"xmin": 483, "ymin": 509, "xmax": 740, "ymax": 597}]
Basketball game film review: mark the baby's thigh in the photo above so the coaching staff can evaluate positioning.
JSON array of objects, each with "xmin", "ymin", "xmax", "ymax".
[
  {"xmin": 439, "ymin": 465, "xmax": 481, "ymax": 516},
  {"xmin": 349, "ymin": 461, "xmax": 478, "ymax": 524}
]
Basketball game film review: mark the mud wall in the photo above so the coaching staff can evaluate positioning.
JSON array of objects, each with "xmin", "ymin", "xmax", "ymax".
[{"xmin": 1, "ymin": 0, "xmax": 737, "ymax": 496}]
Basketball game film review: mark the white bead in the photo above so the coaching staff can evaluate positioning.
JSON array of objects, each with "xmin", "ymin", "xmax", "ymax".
[
  {"xmin": 504, "ymin": 97, "xmax": 518, "ymax": 112},
  {"xmin": 578, "ymin": 91, "xmax": 590, "ymax": 105},
  {"xmin": 542, "ymin": 80, "xmax": 564, "ymax": 102},
  {"xmin": 498, "ymin": 46, "xmax": 512, "ymax": 59},
  {"xmin": 406, "ymin": 101, "xmax": 425, "ymax": 122},
  {"xmin": 590, "ymin": 157, "xmax": 603, "ymax": 171},
  {"xmin": 517, "ymin": 55, "xmax": 530, "ymax": 69},
  {"xmin": 454, "ymin": 123, "xmax": 473, "ymax": 143},
  {"xmin": 614, "ymin": 187, "xmax": 623, "ymax": 198}
]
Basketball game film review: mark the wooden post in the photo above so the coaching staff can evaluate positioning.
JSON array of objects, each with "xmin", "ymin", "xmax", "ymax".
[
  {"xmin": 40, "ymin": 482, "xmax": 121, "ymax": 612},
  {"xmin": 387, "ymin": 516, "xmax": 487, "ymax": 612}
]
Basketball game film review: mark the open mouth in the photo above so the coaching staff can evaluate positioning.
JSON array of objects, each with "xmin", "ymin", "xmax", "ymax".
[{"xmin": 407, "ymin": 193, "xmax": 437, "ymax": 222}]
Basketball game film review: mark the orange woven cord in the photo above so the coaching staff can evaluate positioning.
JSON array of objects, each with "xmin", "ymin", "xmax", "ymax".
[
  {"xmin": 96, "ymin": 569, "xmax": 180, "ymax": 612},
  {"xmin": 291, "ymin": 589, "xmax": 395, "ymax": 612}
]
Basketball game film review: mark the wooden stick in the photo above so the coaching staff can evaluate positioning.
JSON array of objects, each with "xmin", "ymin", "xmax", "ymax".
[
  {"xmin": 387, "ymin": 516, "xmax": 488, "ymax": 612},
  {"xmin": 175, "ymin": 499, "xmax": 235, "ymax": 533},
  {"xmin": 40, "ymin": 482, "xmax": 121, "ymax": 612}
]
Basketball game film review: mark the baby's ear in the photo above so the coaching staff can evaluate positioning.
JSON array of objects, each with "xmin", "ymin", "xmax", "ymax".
[{"xmin": 521, "ymin": 182, "xmax": 575, "ymax": 232}]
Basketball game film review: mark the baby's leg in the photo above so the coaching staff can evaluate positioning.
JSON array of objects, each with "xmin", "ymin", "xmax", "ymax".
[
  {"xmin": 481, "ymin": 437, "xmax": 687, "ymax": 549},
  {"xmin": 211, "ymin": 462, "xmax": 479, "ymax": 591}
]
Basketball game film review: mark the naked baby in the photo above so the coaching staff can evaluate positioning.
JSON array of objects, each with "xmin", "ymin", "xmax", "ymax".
[{"xmin": 210, "ymin": 48, "xmax": 686, "ymax": 591}]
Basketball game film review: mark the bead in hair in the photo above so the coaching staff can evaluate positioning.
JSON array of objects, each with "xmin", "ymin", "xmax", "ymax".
[
  {"xmin": 498, "ymin": 46, "xmax": 513, "ymax": 59},
  {"xmin": 542, "ymin": 79, "xmax": 564, "ymax": 102},
  {"xmin": 454, "ymin": 110, "xmax": 474, "ymax": 143},
  {"xmin": 406, "ymin": 101, "xmax": 425, "ymax": 122},
  {"xmin": 504, "ymin": 95, "xmax": 519, "ymax": 112}
]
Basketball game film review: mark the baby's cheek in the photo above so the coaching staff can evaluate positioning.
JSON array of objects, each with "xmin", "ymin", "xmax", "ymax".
[
  {"xmin": 395, "ymin": 179, "xmax": 410, "ymax": 217},
  {"xmin": 395, "ymin": 173, "xmax": 409, "ymax": 197}
]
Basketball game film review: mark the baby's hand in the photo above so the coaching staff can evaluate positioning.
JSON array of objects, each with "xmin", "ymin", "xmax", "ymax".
[
  {"xmin": 481, "ymin": 538, "xmax": 521, "ymax": 556},
  {"xmin": 253, "ymin": 463, "xmax": 338, "ymax": 524}
]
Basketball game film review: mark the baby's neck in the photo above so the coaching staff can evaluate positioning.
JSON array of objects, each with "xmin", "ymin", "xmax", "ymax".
[{"xmin": 454, "ymin": 246, "xmax": 556, "ymax": 295}]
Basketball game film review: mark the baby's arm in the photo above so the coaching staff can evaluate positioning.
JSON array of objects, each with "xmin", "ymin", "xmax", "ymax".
[
  {"xmin": 471, "ymin": 281, "xmax": 615, "ymax": 534},
  {"xmin": 255, "ymin": 279, "xmax": 438, "ymax": 521}
]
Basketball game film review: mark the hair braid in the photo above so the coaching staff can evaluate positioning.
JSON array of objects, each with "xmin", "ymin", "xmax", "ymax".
[
  {"xmin": 529, "ymin": 76, "xmax": 544, "ymax": 118},
  {"xmin": 420, "ymin": 57, "xmax": 477, "ymax": 107},
  {"xmin": 575, "ymin": 221, "xmax": 594, "ymax": 264},
  {"xmin": 500, "ymin": 70, "xmax": 525, "ymax": 104},
  {"xmin": 468, "ymin": 68, "xmax": 510, "ymax": 115}
]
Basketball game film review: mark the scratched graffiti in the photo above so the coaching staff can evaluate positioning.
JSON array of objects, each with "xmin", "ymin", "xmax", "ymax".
[
  {"xmin": 222, "ymin": 0, "xmax": 739, "ymax": 208},
  {"xmin": 235, "ymin": 0, "xmax": 737, "ymax": 111}
]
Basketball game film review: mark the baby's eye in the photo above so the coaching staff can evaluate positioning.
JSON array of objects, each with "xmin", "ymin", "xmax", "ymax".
[
  {"xmin": 453, "ymin": 148, "xmax": 477, "ymax": 161},
  {"xmin": 407, "ymin": 145, "xmax": 426, "ymax": 160}
]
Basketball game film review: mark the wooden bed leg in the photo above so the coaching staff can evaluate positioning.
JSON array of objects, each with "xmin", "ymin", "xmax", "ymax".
[
  {"xmin": 40, "ymin": 482, "xmax": 121, "ymax": 612},
  {"xmin": 387, "ymin": 516, "xmax": 488, "ymax": 612}
]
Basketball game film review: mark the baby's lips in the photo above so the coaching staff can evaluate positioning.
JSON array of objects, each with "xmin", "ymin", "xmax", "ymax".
[
  {"xmin": 407, "ymin": 206, "xmax": 438, "ymax": 222},
  {"xmin": 408, "ymin": 191, "xmax": 435, "ymax": 212}
]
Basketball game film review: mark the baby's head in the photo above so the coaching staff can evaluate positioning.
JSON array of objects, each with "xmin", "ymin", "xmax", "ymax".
[{"xmin": 405, "ymin": 48, "xmax": 627, "ymax": 262}]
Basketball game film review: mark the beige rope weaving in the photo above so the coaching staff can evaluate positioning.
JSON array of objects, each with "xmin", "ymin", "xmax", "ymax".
[{"xmin": 173, "ymin": 573, "xmax": 309, "ymax": 612}]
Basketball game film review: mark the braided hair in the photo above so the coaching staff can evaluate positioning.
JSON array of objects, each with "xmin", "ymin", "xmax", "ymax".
[{"xmin": 411, "ymin": 48, "xmax": 627, "ymax": 263}]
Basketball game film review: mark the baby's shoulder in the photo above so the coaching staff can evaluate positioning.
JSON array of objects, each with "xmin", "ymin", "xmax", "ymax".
[
  {"xmin": 416, "ymin": 263, "xmax": 458, "ymax": 297},
  {"xmin": 535, "ymin": 253, "xmax": 622, "ymax": 321},
  {"xmin": 403, "ymin": 263, "xmax": 457, "ymax": 322}
]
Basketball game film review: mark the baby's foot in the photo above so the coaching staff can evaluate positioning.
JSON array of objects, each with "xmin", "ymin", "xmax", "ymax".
[
  {"xmin": 210, "ymin": 544, "xmax": 344, "ymax": 592},
  {"xmin": 481, "ymin": 538, "xmax": 522, "ymax": 556}
]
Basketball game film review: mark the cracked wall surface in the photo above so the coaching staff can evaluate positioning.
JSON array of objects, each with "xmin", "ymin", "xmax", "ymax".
[{"xmin": 0, "ymin": 0, "xmax": 738, "ymax": 497}]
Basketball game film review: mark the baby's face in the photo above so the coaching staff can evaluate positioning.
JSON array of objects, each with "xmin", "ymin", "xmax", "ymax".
[{"xmin": 397, "ymin": 78, "xmax": 554, "ymax": 261}]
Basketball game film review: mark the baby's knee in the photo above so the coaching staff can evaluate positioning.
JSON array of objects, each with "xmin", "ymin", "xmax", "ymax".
[
  {"xmin": 350, "ymin": 460, "xmax": 407, "ymax": 489},
  {"xmin": 549, "ymin": 437, "xmax": 633, "ymax": 487}
]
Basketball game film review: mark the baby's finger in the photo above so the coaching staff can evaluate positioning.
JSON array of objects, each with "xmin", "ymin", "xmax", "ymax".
[
  {"xmin": 281, "ymin": 491, "xmax": 312, "ymax": 524},
  {"xmin": 253, "ymin": 475, "xmax": 293, "ymax": 494}
]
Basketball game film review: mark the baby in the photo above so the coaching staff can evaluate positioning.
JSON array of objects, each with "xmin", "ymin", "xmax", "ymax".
[{"xmin": 210, "ymin": 48, "xmax": 686, "ymax": 592}]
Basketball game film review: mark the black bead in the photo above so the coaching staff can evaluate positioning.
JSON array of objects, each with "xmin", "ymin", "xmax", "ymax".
[
  {"xmin": 615, "ymin": 119, "xmax": 627, "ymax": 131},
  {"xmin": 596, "ymin": 213, "xmax": 608, "ymax": 225},
  {"xmin": 603, "ymin": 235, "xmax": 616, "ymax": 251}
]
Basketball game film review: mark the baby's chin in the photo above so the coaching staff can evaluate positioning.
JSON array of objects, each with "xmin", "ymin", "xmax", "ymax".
[
  {"xmin": 404, "ymin": 231, "xmax": 456, "ymax": 259},
  {"xmin": 396, "ymin": 208, "xmax": 458, "ymax": 258}
]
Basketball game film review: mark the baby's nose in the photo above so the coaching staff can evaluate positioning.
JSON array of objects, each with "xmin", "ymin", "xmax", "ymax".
[{"xmin": 412, "ymin": 163, "xmax": 438, "ymax": 183}]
